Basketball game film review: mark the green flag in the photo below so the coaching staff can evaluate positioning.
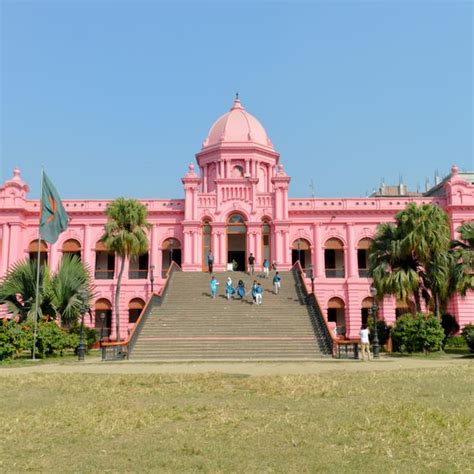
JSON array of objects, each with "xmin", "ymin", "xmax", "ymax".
[{"xmin": 39, "ymin": 171, "xmax": 69, "ymax": 243}]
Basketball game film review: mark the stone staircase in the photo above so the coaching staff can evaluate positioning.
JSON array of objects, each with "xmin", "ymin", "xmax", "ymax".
[{"xmin": 130, "ymin": 270, "xmax": 332, "ymax": 360}]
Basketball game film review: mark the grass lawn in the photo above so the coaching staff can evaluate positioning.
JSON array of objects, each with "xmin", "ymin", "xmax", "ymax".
[{"xmin": 0, "ymin": 365, "xmax": 472, "ymax": 472}]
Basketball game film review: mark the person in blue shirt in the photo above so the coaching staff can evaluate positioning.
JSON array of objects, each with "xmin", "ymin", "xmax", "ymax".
[
  {"xmin": 273, "ymin": 272, "xmax": 281, "ymax": 294},
  {"xmin": 225, "ymin": 277, "xmax": 235, "ymax": 300},
  {"xmin": 263, "ymin": 258, "xmax": 269, "ymax": 278},
  {"xmin": 237, "ymin": 280, "xmax": 246, "ymax": 300},
  {"xmin": 251, "ymin": 280, "xmax": 258, "ymax": 303},
  {"xmin": 255, "ymin": 283, "xmax": 263, "ymax": 305},
  {"xmin": 210, "ymin": 276, "xmax": 219, "ymax": 299}
]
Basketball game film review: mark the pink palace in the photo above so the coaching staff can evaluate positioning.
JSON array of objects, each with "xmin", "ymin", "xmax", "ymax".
[{"xmin": 1, "ymin": 97, "xmax": 473, "ymax": 340}]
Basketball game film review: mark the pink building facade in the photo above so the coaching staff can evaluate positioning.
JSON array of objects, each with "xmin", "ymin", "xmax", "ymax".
[{"xmin": 1, "ymin": 98, "xmax": 473, "ymax": 340}]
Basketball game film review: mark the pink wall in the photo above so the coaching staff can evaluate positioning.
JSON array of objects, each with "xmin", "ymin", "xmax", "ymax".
[{"xmin": 1, "ymin": 106, "xmax": 473, "ymax": 340}]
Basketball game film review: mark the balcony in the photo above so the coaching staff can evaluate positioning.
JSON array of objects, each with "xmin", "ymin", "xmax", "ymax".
[
  {"xmin": 325, "ymin": 269, "xmax": 345, "ymax": 278},
  {"xmin": 128, "ymin": 270, "xmax": 148, "ymax": 280},
  {"xmin": 95, "ymin": 270, "xmax": 115, "ymax": 280}
]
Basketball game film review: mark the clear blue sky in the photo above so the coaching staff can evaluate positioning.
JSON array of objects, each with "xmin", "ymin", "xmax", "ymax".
[{"xmin": 1, "ymin": 1, "xmax": 472, "ymax": 199}]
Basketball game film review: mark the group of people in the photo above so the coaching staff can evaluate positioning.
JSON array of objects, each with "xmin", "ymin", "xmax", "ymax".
[
  {"xmin": 209, "ymin": 273, "xmax": 281, "ymax": 304},
  {"xmin": 207, "ymin": 251, "xmax": 275, "ymax": 278}
]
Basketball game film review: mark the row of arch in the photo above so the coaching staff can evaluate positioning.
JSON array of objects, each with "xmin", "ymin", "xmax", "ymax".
[
  {"xmin": 327, "ymin": 296, "xmax": 415, "ymax": 337},
  {"xmin": 94, "ymin": 297, "xmax": 146, "ymax": 337},
  {"xmin": 28, "ymin": 238, "xmax": 183, "ymax": 280}
]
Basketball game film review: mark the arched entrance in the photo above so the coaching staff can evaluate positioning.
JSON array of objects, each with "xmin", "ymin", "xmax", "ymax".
[
  {"xmin": 202, "ymin": 221, "xmax": 212, "ymax": 271},
  {"xmin": 227, "ymin": 214, "xmax": 246, "ymax": 271},
  {"xmin": 291, "ymin": 238, "xmax": 311, "ymax": 271},
  {"xmin": 128, "ymin": 298, "xmax": 145, "ymax": 324},
  {"xmin": 262, "ymin": 220, "xmax": 271, "ymax": 264},
  {"xmin": 327, "ymin": 297, "xmax": 346, "ymax": 337},
  {"xmin": 94, "ymin": 298, "xmax": 112, "ymax": 339},
  {"xmin": 162, "ymin": 238, "xmax": 182, "ymax": 275}
]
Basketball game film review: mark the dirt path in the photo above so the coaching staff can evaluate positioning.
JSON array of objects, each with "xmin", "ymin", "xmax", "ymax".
[{"xmin": 1, "ymin": 355, "xmax": 471, "ymax": 376}]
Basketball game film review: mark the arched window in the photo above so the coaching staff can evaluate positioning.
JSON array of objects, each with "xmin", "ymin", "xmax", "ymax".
[
  {"xmin": 129, "ymin": 251, "xmax": 149, "ymax": 279},
  {"xmin": 28, "ymin": 240, "xmax": 48, "ymax": 265},
  {"xmin": 231, "ymin": 165, "xmax": 244, "ymax": 178},
  {"xmin": 396, "ymin": 299, "xmax": 415, "ymax": 319},
  {"xmin": 162, "ymin": 238, "xmax": 182, "ymax": 276},
  {"xmin": 324, "ymin": 238, "xmax": 345, "ymax": 278},
  {"xmin": 95, "ymin": 241, "xmax": 115, "ymax": 280},
  {"xmin": 291, "ymin": 238, "xmax": 312, "ymax": 272},
  {"xmin": 62, "ymin": 239, "xmax": 81, "ymax": 260},
  {"xmin": 357, "ymin": 238, "xmax": 373, "ymax": 278},
  {"xmin": 128, "ymin": 298, "xmax": 145, "ymax": 324},
  {"xmin": 361, "ymin": 297, "xmax": 373, "ymax": 325},
  {"xmin": 262, "ymin": 220, "xmax": 271, "ymax": 264},
  {"xmin": 94, "ymin": 299, "xmax": 112, "ymax": 338},
  {"xmin": 327, "ymin": 297, "xmax": 346, "ymax": 336}
]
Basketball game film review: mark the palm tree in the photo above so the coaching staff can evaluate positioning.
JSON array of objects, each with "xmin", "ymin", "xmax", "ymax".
[
  {"xmin": 49, "ymin": 254, "xmax": 94, "ymax": 326},
  {"xmin": 100, "ymin": 198, "xmax": 150, "ymax": 341},
  {"xmin": 370, "ymin": 203, "xmax": 455, "ymax": 317},
  {"xmin": 448, "ymin": 221, "xmax": 474, "ymax": 297},
  {"xmin": 0, "ymin": 255, "xmax": 93, "ymax": 324},
  {"xmin": 0, "ymin": 259, "xmax": 54, "ymax": 322}
]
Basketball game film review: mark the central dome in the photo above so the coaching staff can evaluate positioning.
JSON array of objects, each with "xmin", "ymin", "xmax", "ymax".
[{"xmin": 202, "ymin": 97, "xmax": 274, "ymax": 150}]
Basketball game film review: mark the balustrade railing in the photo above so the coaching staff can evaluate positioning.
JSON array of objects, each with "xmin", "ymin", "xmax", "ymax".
[
  {"xmin": 94, "ymin": 270, "xmax": 115, "ymax": 280},
  {"xmin": 325, "ymin": 268, "xmax": 345, "ymax": 278},
  {"xmin": 128, "ymin": 269, "xmax": 148, "ymax": 279},
  {"xmin": 101, "ymin": 261, "xmax": 182, "ymax": 361},
  {"xmin": 292, "ymin": 261, "xmax": 360, "ymax": 359}
]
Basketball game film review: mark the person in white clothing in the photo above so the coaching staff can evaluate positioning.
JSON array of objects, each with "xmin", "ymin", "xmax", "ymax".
[{"xmin": 359, "ymin": 324, "xmax": 371, "ymax": 360}]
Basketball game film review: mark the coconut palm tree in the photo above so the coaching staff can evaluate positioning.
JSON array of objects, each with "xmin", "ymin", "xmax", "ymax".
[
  {"xmin": 100, "ymin": 198, "xmax": 150, "ymax": 341},
  {"xmin": 448, "ymin": 221, "xmax": 474, "ymax": 297}
]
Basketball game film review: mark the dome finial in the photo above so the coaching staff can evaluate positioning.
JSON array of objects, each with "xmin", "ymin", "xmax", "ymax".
[
  {"xmin": 231, "ymin": 92, "xmax": 243, "ymax": 111},
  {"xmin": 235, "ymin": 92, "xmax": 239, "ymax": 100}
]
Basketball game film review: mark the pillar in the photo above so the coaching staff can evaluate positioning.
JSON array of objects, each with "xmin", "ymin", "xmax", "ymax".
[
  {"xmin": 1, "ymin": 223, "xmax": 10, "ymax": 274},
  {"xmin": 346, "ymin": 224, "xmax": 357, "ymax": 278},
  {"xmin": 314, "ymin": 224, "xmax": 324, "ymax": 278}
]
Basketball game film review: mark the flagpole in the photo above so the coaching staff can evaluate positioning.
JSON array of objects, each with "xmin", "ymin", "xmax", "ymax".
[{"xmin": 32, "ymin": 168, "xmax": 44, "ymax": 360}]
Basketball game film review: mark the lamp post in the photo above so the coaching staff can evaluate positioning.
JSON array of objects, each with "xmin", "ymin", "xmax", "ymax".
[
  {"xmin": 77, "ymin": 289, "xmax": 89, "ymax": 362},
  {"xmin": 309, "ymin": 264, "xmax": 315, "ymax": 294},
  {"xmin": 370, "ymin": 286, "xmax": 380, "ymax": 358},
  {"xmin": 150, "ymin": 264, "xmax": 155, "ymax": 293},
  {"xmin": 99, "ymin": 312, "xmax": 107, "ymax": 361}
]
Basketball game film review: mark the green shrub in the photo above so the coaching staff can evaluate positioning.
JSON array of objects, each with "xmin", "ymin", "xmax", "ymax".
[
  {"xmin": 368, "ymin": 317, "xmax": 391, "ymax": 346},
  {"xmin": 0, "ymin": 319, "xmax": 30, "ymax": 360},
  {"xmin": 444, "ymin": 335, "xmax": 468, "ymax": 348},
  {"xmin": 69, "ymin": 323, "xmax": 98, "ymax": 351},
  {"xmin": 461, "ymin": 324, "xmax": 474, "ymax": 353},
  {"xmin": 391, "ymin": 313, "xmax": 445, "ymax": 354}
]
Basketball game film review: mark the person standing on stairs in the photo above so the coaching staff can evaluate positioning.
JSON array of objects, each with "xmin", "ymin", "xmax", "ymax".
[
  {"xmin": 273, "ymin": 272, "xmax": 281, "ymax": 294},
  {"xmin": 251, "ymin": 280, "xmax": 258, "ymax": 303},
  {"xmin": 263, "ymin": 258, "xmax": 270, "ymax": 278},
  {"xmin": 207, "ymin": 251, "xmax": 214, "ymax": 274},
  {"xmin": 237, "ymin": 279, "xmax": 246, "ymax": 301},
  {"xmin": 210, "ymin": 276, "xmax": 219, "ymax": 299},
  {"xmin": 248, "ymin": 253, "xmax": 255, "ymax": 275},
  {"xmin": 226, "ymin": 277, "xmax": 235, "ymax": 300},
  {"xmin": 255, "ymin": 283, "xmax": 263, "ymax": 305}
]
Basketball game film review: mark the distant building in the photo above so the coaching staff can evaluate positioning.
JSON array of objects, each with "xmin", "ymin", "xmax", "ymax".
[{"xmin": 1, "ymin": 97, "xmax": 473, "ymax": 340}]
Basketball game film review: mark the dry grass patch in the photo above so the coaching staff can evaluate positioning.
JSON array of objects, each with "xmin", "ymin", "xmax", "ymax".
[{"xmin": 0, "ymin": 366, "xmax": 473, "ymax": 472}]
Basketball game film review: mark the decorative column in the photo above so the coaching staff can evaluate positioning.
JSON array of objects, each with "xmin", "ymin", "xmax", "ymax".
[
  {"xmin": 1, "ymin": 223, "xmax": 10, "ymax": 274},
  {"xmin": 346, "ymin": 223, "xmax": 357, "ymax": 278},
  {"xmin": 49, "ymin": 241, "xmax": 60, "ymax": 272},
  {"xmin": 314, "ymin": 224, "xmax": 324, "ymax": 278},
  {"xmin": 83, "ymin": 224, "xmax": 92, "ymax": 270}
]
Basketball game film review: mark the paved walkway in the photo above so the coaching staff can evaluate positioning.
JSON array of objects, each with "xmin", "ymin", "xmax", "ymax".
[{"xmin": 0, "ymin": 355, "xmax": 471, "ymax": 376}]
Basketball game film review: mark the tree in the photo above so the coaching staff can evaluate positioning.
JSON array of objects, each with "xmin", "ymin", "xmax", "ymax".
[
  {"xmin": 369, "ymin": 203, "xmax": 471, "ymax": 318},
  {"xmin": 49, "ymin": 254, "xmax": 94, "ymax": 326},
  {"xmin": 448, "ymin": 221, "xmax": 474, "ymax": 297},
  {"xmin": 0, "ymin": 256, "xmax": 93, "ymax": 325},
  {"xmin": 0, "ymin": 259, "xmax": 54, "ymax": 322},
  {"xmin": 100, "ymin": 198, "xmax": 150, "ymax": 341}
]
